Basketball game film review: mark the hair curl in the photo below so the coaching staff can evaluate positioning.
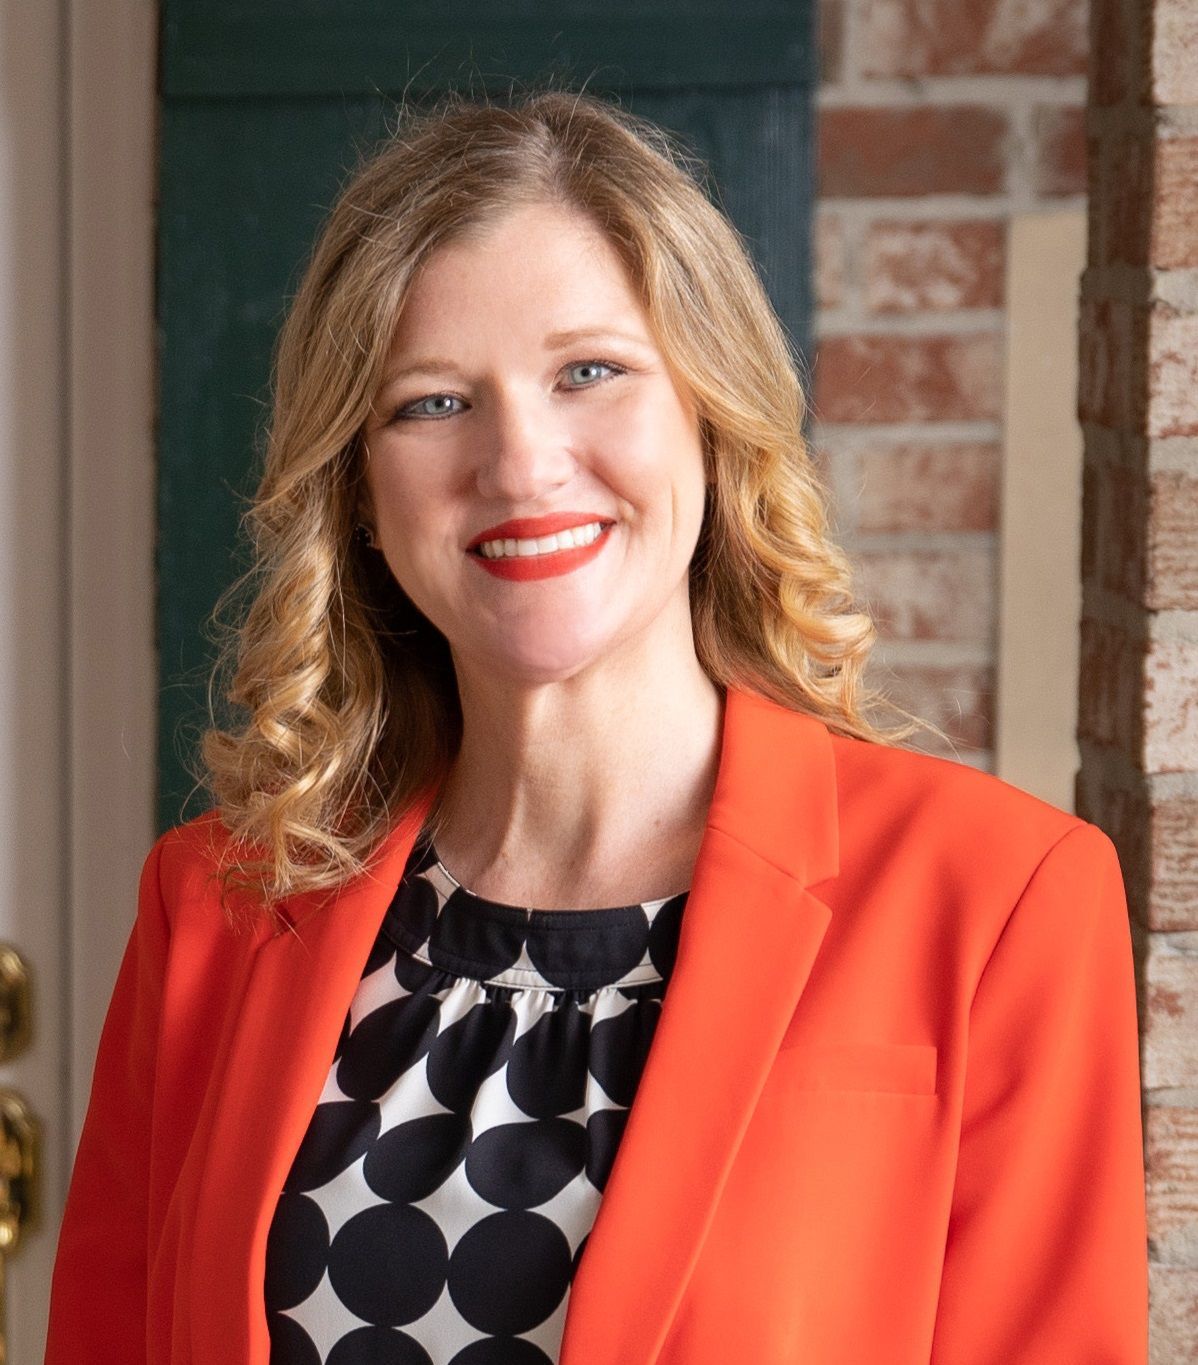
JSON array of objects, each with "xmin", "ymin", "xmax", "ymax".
[{"xmin": 194, "ymin": 82, "xmax": 942, "ymax": 933}]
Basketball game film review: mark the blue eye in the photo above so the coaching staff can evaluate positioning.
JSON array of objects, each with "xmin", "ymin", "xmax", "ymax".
[
  {"xmin": 565, "ymin": 360, "xmax": 620, "ymax": 386},
  {"xmin": 402, "ymin": 394, "xmax": 464, "ymax": 419},
  {"xmin": 392, "ymin": 358, "xmax": 625, "ymax": 422}
]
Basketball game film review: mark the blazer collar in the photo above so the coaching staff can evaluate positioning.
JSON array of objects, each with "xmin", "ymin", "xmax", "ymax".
[{"xmin": 188, "ymin": 683, "xmax": 839, "ymax": 1365}]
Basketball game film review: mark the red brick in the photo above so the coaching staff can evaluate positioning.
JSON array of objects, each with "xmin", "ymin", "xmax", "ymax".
[
  {"xmin": 1084, "ymin": 131, "xmax": 1110, "ymax": 266},
  {"xmin": 1143, "ymin": 942, "xmax": 1198, "ymax": 1087},
  {"xmin": 1112, "ymin": 130, "xmax": 1152, "ymax": 265},
  {"xmin": 865, "ymin": 220, "xmax": 1005, "ymax": 313},
  {"xmin": 1085, "ymin": 127, "xmax": 1152, "ymax": 268},
  {"xmin": 1089, "ymin": 0, "xmax": 1129, "ymax": 105},
  {"xmin": 1033, "ymin": 106, "xmax": 1087, "ymax": 197},
  {"xmin": 1150, "ymin": 0, "xmax": 1198, "ymax": 105},
  {"xmin": 1143, "ymin": 637, "xmax": 1198, "ymax": 773},
  {"xmin": 1081, "ymin": 456, "xmax": 1145, "ymax": 602},
  {"xmin": 1149, "ymin": 1268, "xmax": 1198, "ymax": 1363},
  {"xmin": 1085, "ymin": 128, "xmax": 1149, "ymax": 267},
  {"xmin": 1147, "ymin": 470, "xmax": 1198, "ymax": 611},
  {"xmin": 874, "ymin": 661, "xmax": 994, "ymax": 751},
  {"xmin": 815, "ymin": 212, "xmax": 845, "ymax": 311},
  {"xmin": 1149, "ymin": 798, "xmax": 1198, "ymax": 932},
  {"xmin": 1077, "ymin": 616, "xmax": 1143, "ymax": 754},
  {"xmin": 814, "ymin": 333, "xmax": 1002, "ymax": 423},
  {"xmin": 853, "ymin": 549, "xmax": 994, "ymax": 644},
  {"xmin": 856, "ymin": 442, "xmax": 1000, "ymax": 532},
  {"xmin": 1079, "ymin": 458, "xmax": 1099, "ymax": 587},
  {"xmin": 1144, "ymin": 306, "xmax": 1198, "ymax": 440},
  {"xmin": 859, "ymin": 0, "xmax": 1087, "ymax": 77},
  {"xmin": 1153, "ymin": 138, "xmax": 1198, "ymax": 269},
  {"xmin": 818, "ymin": 108, "xmax": 1007, "ymax": 198},
  {"xmin": 820, "ymin": 0, "xmax": 845, "ymax": 84},
  {"xmin": 1077, "ymin": 297, "xmax": 1132, "ymax": 429},
  {"xmin": 1145, "ymin": 1107, "xmax": 1198, "ymax": 1262}
]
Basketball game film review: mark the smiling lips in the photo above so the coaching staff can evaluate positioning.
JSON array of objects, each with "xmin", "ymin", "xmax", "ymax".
[{"xmin": 467, "ymin": 513, "xmax": 617, "ymax": 582}]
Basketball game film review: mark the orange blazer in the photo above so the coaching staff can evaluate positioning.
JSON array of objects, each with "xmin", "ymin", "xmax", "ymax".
[{"xmin": 45, "ymin": 685, "xmax": 1149, "ymax": 1363}]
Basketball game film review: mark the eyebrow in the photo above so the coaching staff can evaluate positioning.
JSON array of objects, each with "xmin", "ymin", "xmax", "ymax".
[{"xmin": 377, "ymin": 327, "xmax": 653, "ymax": 390}]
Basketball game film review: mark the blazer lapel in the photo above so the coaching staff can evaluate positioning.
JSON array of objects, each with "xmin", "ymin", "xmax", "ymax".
[
  {"xmin": 557, "ymin": 690, "xmax": 838, "ymax": 1365},
  {"xmin": 187, "ymin": 788, "xmax": 440, "ymax": 1363},
  {"xmin": 186, "ymin": 685, "xmax": 838, "ymax": 1365}
]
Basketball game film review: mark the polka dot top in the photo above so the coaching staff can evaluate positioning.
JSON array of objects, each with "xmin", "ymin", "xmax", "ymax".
[{"xmin": 263, "ymin": 823, "xmax": 690, "ymax": 1365}]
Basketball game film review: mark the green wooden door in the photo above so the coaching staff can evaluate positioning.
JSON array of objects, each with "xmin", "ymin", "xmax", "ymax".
[{"xmin": 157, "ymin": 1, "xmax": 819, "ymax": 834}]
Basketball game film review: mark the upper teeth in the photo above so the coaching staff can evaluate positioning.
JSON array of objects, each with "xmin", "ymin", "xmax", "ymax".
[{"xmin": 477, "ymin": 521, "xmax": 609, "ymax": 558}]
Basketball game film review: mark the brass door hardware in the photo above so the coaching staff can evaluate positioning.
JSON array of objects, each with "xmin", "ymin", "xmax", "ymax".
[
  {"xmin": 0, "ymin": 948, "xmax": 30, "ymax": 1065},
  {"xmin": 0, "ymin": 944, "xmax": 38, "ymax": 1365},
  {"xmin": 0, "ymin": 1091, "xmax": 38, "ymax": 1362}
]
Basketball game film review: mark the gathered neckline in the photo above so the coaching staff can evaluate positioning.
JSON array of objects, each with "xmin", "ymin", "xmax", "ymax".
[{"xmin": 376, "ymin": 826, "xmax": 691, "ymax": 991}]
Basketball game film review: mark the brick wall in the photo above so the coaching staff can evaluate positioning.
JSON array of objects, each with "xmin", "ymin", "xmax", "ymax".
[
  {"xmin": 811, "ymin": 2, "xmax": 1198, "ymax": 1355},
  {"xmin": 1073, "ymin": 0, "xmax": 1198, "ymax": 1357},
  {"xmin": 811, "ymin": 0, "xmax": 1088, "ymax": 762}
]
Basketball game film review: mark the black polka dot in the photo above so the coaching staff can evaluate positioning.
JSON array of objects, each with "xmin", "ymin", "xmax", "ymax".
[
  {"xmin": 283, "ymin": 1100, "xmax": 381, "ymax": 1192},
  {"xmin": 266, "ymin": 1308, "xmax": 322, "ymax": 1365},
  {"xmin": 264, "ymin": 1192, "xmax": 329, "ymax": 1311},
  {"xmin": 464, "ymin": 1118, "xmax": 587, "ymax": 1209},
  {"xmin": 525, "ymin": 908, "xmax": 649, "ymax": 987},
  {"xmin": 393, "ymin": 872, "xmax": 440, "ymax": 944},
  {"xmin": 360, "ymin": 934, "xmax": 395, "ymax": 979},
  {"xmin": 326, "ymin": 1325, "xmax": 434, "ymax": 1365},
  {"xmin": 332, "ymin": 1009, "xmax": 352, "ymax": 1064},
  {"xmin": 425, "ymin": 1000, "xmax": 517, "ymax": 1113},
  {"xmin": 426, "ymin": 890, "xmax": 525, "ymax": 978},
  {"xmin": 585, "ymin": 1105, "xmax": 631, "ymax": 1193},
  {"xmin": 393, "ymin": 948, "xmax": 436, "ymax": 994},
  {"xmin": 589, "ymin": 998, "xmax": 663, "ymax": 1106},
  {"xmin": 329, "ymin": 1204, "xmax": 448, "ymax": 1326},
  {"xmin": 648, "ymin": 893, "xmax": 687, "ymax": 978},
  {"xmin": 505, "ymin": 1004, "xmax": 591, "ymax": 1117},
  {"xmin": 448, "ymin": 1338, "xmax": 553, "ymax": 1364},
  {"xmin": 363, "ymin": 1113, "xmax": 473, "ymax": 1203},
  {"xmin": 447, "ymin": 1211, "xmax": 572, "ymax": 1334},
  {"xmin": 337, "ymin": 994, "xmax": 442, "ymax": 1101}
]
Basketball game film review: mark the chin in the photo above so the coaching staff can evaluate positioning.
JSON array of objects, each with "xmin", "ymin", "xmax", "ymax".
[
  {"xmin": 473, "ymin": 634, "xmax": 619, "ymax": 685},
  {"xmin": 497, "ymin": 654, "xmax": 604, "ymax": 685}
]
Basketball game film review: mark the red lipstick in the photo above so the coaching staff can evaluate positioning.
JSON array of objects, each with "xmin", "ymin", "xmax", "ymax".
[
  {"xmin": 466, "ymin": 512, "xmax": 615, "ymax": 550},
  {"xmin": 467, "ymin": 513, "xmax": 617, "ymax": 582}
]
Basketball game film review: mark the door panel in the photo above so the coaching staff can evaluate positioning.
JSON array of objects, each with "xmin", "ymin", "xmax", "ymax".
[{"xmin": 157, "ymin": 1, "xmax": 817, "ymax": 832}]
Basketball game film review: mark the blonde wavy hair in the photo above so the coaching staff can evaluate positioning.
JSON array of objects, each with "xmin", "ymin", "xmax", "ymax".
[{"xmin": 196, "ymin": 83, "xmax": 939, "ymax": 931}]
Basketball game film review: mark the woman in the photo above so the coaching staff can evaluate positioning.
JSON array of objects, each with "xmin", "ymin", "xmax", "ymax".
[{"xmin": 46, "ymin": 88, "xmax": 1148, "ymax": 1364}]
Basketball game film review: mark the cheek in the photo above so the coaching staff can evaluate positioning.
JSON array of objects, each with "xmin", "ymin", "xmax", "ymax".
[
  {"xmin": 367, "ymin": 455, "xmax": 443, "ymax": 529},
  {"xmin": 593, "ymin": 403, "xmax": 704, "ymax": 499}
]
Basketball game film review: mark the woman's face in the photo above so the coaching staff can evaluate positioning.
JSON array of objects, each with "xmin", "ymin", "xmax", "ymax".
[{"xmin": 360, "ymin": 200, "xmax": 708, "ymax": 687}]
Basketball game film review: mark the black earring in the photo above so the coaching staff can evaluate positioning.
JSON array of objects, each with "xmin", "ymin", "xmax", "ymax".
[{"xmin": 355, "ymin": 523, "xmax": 377, "ymax": 549}]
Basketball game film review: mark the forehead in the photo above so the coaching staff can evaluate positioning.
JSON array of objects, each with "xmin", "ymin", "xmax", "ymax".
[{"xmin": 387, "ymin": 202, "xmax": 646, "ymax": 349}]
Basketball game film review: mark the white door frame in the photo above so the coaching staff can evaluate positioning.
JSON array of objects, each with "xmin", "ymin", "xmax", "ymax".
[
  {"xmin": 65, "ymin": 0, "xmax": 158, "ymax": 1135},
  {"xmin": 0, "ymin": 0, "xmax": 154, "ymax": 1355}
]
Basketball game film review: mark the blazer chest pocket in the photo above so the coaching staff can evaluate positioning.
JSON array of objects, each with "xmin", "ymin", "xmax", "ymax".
[{"xmin": 770, "ymin": 1039, "xmax": 938, "ymax": 1095}]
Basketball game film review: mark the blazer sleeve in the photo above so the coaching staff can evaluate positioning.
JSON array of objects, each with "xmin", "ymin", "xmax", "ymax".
[
  {"xmin": 44, "ymin": 832, "xmax": 171, "ymax": 1365},
  {"xmin": 928, "ymin": 820, "xmax": 1149, "ymax": 1364}
]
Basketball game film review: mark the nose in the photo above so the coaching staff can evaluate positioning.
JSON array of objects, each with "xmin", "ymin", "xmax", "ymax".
[{"xmin": 472, "ymin": 383, "xmax": 577, "ymax": 504}]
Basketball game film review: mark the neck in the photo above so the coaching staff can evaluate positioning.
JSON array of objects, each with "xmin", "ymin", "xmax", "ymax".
[{"xmin": 428, "ymin": 653, "xmax": 725, "ymax": 896}]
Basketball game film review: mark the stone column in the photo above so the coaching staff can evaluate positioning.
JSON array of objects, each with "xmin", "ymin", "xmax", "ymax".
[{"xmin": 1076, "ymin": 0, "xmax": 1198, "ymax": 1356}]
